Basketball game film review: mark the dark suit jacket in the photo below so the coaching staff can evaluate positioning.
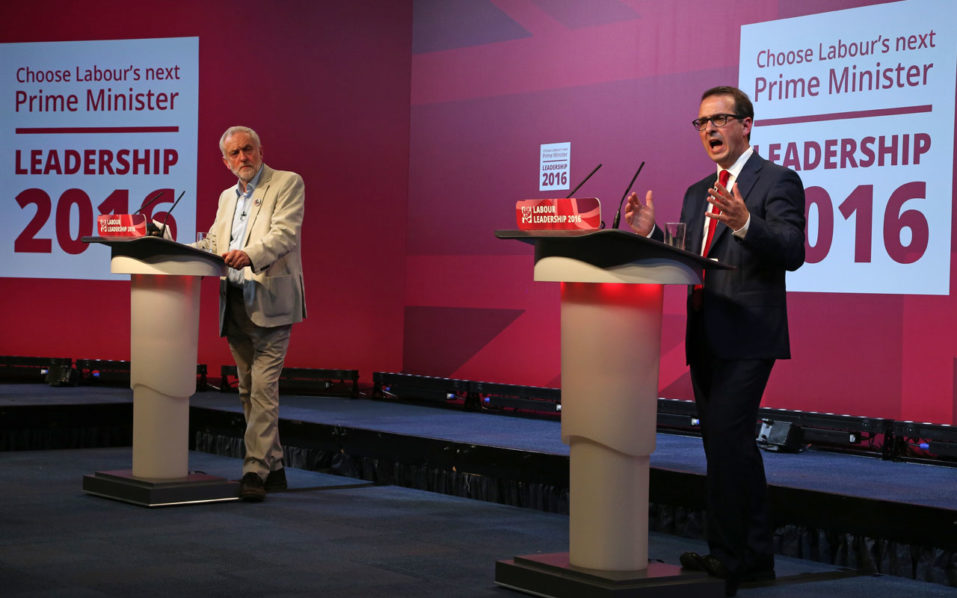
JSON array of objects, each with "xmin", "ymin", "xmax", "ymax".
[{"xmin": 673, "ymin": 153, "xmax": 805, "ymax": 361}]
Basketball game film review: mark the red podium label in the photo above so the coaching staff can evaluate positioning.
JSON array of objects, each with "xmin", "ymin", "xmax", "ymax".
[
  {"xmin": 516, "ymin": 198, "xmax": 601, "ymax": 230},
  {"xmin": 97, "ymin": 214, "xmax": 148, "ymax": 237}
]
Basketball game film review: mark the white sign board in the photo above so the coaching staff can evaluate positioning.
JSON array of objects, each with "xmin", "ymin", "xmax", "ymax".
[
  {"xmin": 740, "ymin": 0, "xmax": 955, "ymax": 294},
  {"xmin": 539, "ymin": 142, "xmax": 570, "ymax": 192},
  {"xmin": 1, "ymin": 37, "xmax": 199, "ymax": 280}
]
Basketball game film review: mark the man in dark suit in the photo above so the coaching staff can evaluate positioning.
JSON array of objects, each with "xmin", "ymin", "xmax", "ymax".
[{"xmin": 625, "ymin": 86, "xmax": 806, "ymax": 596}]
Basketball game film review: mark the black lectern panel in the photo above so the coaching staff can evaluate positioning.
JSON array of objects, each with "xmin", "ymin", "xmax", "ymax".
[
  {"xmin": 495, "ymin": 229, "xmax": 733, "ymax": 273},
  {"xmin": 83, "ymin": 236, "xmax": 224, "ymax": 268}
]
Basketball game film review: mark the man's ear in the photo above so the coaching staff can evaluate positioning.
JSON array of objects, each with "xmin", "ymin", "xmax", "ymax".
[{"xmin": 741, "ymin": 117, "xmax": 753, "ymax": 138}]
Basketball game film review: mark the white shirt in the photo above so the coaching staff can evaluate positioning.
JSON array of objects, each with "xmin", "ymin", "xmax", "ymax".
[{"xmin": 227, "ymin": 165, "xmax": 264, "ymax": 286}]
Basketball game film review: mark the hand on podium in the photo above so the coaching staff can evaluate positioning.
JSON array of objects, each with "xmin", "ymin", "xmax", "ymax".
[
  {"xmin": 222, "ymin": 249, "xmax": 251, "ymax": 269},
  {"xmin": 145, "ymin": 220, "xmax": 173, "ymax": 239}
]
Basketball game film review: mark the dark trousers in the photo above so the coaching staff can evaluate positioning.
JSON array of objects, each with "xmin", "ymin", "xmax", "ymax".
[{"xmin": 688, "ymin": 337, "xmax": 775, "ymax": 575}]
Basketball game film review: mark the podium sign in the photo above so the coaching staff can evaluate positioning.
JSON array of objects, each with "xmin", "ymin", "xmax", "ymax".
[
  {"xmin": 96, "ymin": 214, "xmax": 148, "ymax": 237},
  {"xmin": 516, "ymin": 198, "xmax": 600, "ymax": 231}
]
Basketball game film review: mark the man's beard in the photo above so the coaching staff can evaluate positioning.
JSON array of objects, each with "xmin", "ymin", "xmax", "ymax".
[{"xmin": 235, "ymin": 164, "xmax": 256, "ymax": 182}]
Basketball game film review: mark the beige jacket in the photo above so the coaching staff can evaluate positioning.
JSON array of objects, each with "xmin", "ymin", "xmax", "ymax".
[{"xmin": 199, "ymin": 165, "xmax": 306, "ymax": 334}]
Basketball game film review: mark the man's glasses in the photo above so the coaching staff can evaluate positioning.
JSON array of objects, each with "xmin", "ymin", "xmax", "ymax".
[{"xmin": 692, "ymin": 114, "xmax": 744, "ymax": 131}]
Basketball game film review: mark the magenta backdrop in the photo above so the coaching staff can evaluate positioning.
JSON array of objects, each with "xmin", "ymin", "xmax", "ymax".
[
  {"xmin": 0, "ymin": 0, "xmax": 413, "ymax": 384},
  {"xmin": 405, "ymin": 0, "xmax": 956, "ymax": 425},
  {"xmin": 2, "ymin": 0, "xmax": 955, "ymax": 426}
]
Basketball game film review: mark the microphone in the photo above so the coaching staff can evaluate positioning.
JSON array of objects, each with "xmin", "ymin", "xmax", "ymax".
[
  {"xmin": 133, "ymin": 190, "xmax": 168, "ymax": 215},
  {"xmin": 565, "ymin": 163, "xmax": 602, "ymax": 199},
  {"xmin": 612, "ymin": 161, "xmax": 645, "ymax": 229},
  {"xmin": 157, "ymin": 190, "xmax": 187, "ymax": 238}
]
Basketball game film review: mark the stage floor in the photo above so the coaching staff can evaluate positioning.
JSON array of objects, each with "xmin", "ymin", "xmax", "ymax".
[
  {"xmin": 1, "ymin": 447, "xmax": 953, "ymax": 597},
  {"xmin": 2, "ymin": 383, "xmax": 956, "ymax": 596}
]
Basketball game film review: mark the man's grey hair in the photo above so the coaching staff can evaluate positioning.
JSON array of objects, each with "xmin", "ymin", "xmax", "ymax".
[{"xmin": 219, "ymin": 126, "xmax": 261, "ymax": 155}]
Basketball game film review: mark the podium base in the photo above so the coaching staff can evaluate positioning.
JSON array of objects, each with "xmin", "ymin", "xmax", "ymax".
[
  {"xmin": 495, "ymin": 553, "xmax": 723, "ymax": 598},
  {"xmin": 83, "ymin": 469, "xmax": 239, "ymax": 507}
]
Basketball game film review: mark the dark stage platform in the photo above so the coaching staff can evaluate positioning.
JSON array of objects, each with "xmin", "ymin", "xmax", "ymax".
[{"xmin": 1, "ymin": 382, "xmax": 955, "ymax": 596}]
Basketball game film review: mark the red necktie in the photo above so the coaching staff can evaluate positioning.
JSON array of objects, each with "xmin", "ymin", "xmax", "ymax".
[
  {"xmin": 692, "ymin": 169, "xmax": 730, "ymax": 309},
  {"xmin": 702, "ymin": 169, "xmax": 729, "ymax": 258}
]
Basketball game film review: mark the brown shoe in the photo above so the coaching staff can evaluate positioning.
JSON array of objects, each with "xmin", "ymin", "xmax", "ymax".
[{"xmin": 239, "ymin": 472, "xmax": 266, "ymax": 502}]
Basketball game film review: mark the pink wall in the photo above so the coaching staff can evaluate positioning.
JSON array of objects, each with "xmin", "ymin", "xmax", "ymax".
[
  {"xmin": 0, "ymin": 0, "xmax": 412, "ymax": 382},
  {"xmin": 405, "ymin": 0, "xmax": 957, "ymax": 425},
  {"xmin": 2, "ymin": 0, "xmax": 955, "ymax": 426}
]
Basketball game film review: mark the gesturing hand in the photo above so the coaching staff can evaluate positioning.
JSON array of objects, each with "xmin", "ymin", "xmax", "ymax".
[
  {"xmin": 624, "ymin": 190, "xmax": 655, "ymax": 236},
  {"xmin": 706, "ymin": 182, "xmax": 749, "ymax": 231}
]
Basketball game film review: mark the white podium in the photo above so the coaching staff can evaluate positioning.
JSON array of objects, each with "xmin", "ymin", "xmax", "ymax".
[
  {"xmin": 494, "ymin": 229, "xmax": 728, "ymax": 597},
  {"xmin": 81, "ymin": 236, "xmax": 238, "ymax": 506}
]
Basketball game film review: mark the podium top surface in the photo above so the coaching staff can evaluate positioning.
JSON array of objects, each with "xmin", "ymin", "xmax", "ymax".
[
  {"xmin": 83, "ymin": 236, "xmax": 225, "ymax": 276},
  {"xmin": 495, "ymin": 229, "xmax": 732, "ymax": 274}
]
